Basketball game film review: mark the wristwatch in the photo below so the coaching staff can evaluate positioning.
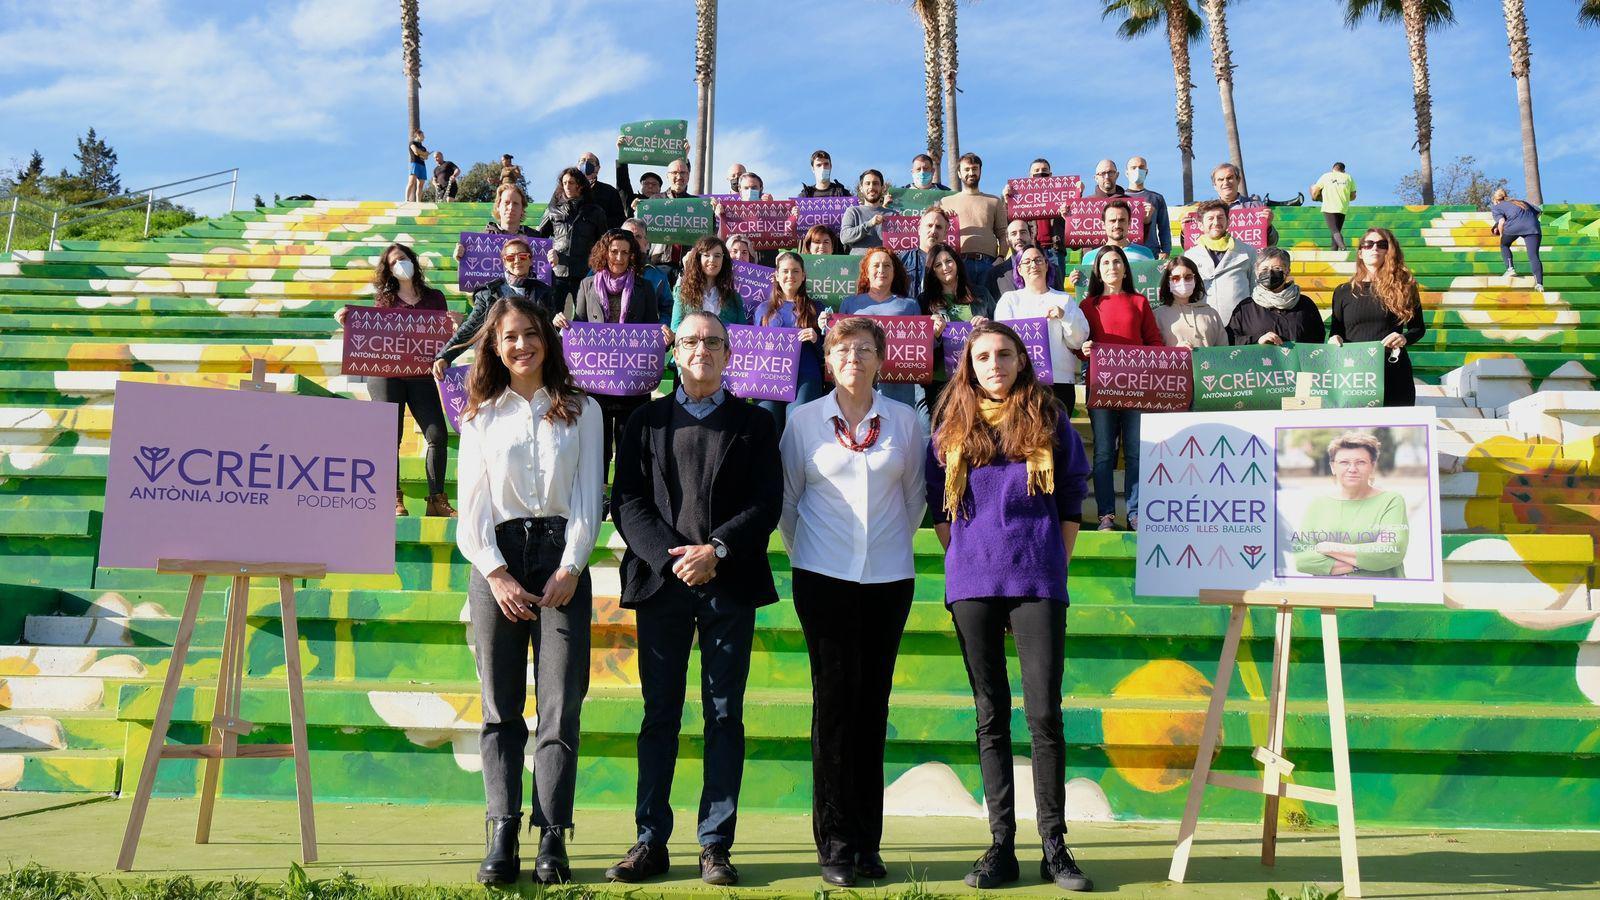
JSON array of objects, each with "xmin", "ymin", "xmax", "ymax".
[
  {"xmin": 561, "ymin": 563, "xmax": 580, "ymax": 577},
  {"xmin": 710, "ymin": 539, "xmax": 729, "ymax": 560}
]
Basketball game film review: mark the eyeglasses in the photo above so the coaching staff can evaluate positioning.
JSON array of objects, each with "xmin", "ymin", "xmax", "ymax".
[
  {"xmin": 829, "ymin": 345, "xmax": 877, "ymax": 359},
  {"xmin": 502, "ymin": 253, "xmax": 531, "ymax": 262},
  {"xmin": 676, "ymin": 336, "xmax": 727, "ymax": 351},
  {"xmin": 1168, "ymin": 274, "xmax": 1196, "ymax": 283},
  {"xmin": 1359, "ymin": 239, "xmax": 1390, "ymax": 250},
  {"xmin": 1019, "ymin": 258, "xmax": 1047, "ymax": 268}
]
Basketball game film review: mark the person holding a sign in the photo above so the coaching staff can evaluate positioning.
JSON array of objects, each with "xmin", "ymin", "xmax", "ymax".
[
  {"xmin": 454, "ymin": 296, "xmax": 604, "ymax": 886},
  {"xmin": 838, "ymin": 248, "xmax": 920, "ymax": 407},
  {"xmin": 537, "ymin": 168, "xmax": 610, "ymax": 312},
  {"xmin": 1225, "ymin": 247, "xmax": 1325, "ymax": 347},
  {"xmin": 435, "ymin": 238, "xmax": 559, "ymax": 377},
  {"xmin": 1209, "ymin": 162, "xmax": 1278, "ymax": 247},
  {"xmin": 1183, "ymin": 200, "xmax": 1258, "ymax": 328},
  {"xmin": 903, "ymin": 152, "xmax": 949, "ymax": 191},
  {"xmin": 335, "ymin": 243, "xmax": 459, "ymax": 517},
  {"xmin": 453, "ymin": 183, "xmax": 537, "ymax": 261},
  {"xmin": 1288, "ymin": 432, "xmax": 1410, "ymax": 578},
  {"xmin": 751, "ymin": 252, "xmax": 826, "ymax": 424},
  {"xmin": 778, "ymin": 316, "xmax": 924, "ymax": 887},
  {"xmin": 1066, "ymin": 202, "xmax": 1156, "ymax": 293},
  {"xmin": 996, "ymin": 247, "xmax": 1090, "ymax": 417},
  {"xmin": 606, "ymin": 311, "xmax": 782, "ymax": 887},
  {"xmin": 921, "ymin": 243, "xmax": 993, "ymax": 415},
  {"xmin": 840, "ymin": 169, "xmax": 895, "ymax": 253},
  {"xmin": 1329, "ymin": 228, "xmax": 1425, "ymax": 407},
  {"xmin": 926, "ymin": 321, "xmax": 1094, "ymax": 893},
  {"xmin": 1152, "ymin": 256, "xmax": 1225, "ymax": 349},
  {"xmin": 1124, "ymin": 156, "xmax": 1171, "ymax": 258},
  {"xmin": 799, "ymin": 149, "xmax": 852, "ymax": 198},
  {"xmin": 1079, "ymin": 245, "xmax": 1163, "ymax": 531},
  {"xmin": 672, "ymin": 236, "xmax": 747, "ymax": 330}
]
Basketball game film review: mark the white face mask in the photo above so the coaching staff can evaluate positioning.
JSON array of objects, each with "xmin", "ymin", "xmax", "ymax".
[
  {"xmin": 815, "ymin": 167, "xmax": 832, "ymax": 184},
  {"xmin": 1169, "ymin": 278, "xmax": 1195, "ymax": 299},
  {"xmin": 1129, "ymin": 166, "xmax": 1148, "ymax": 186},
  {"xmin": 391, "ymin": 258, "xmax": 416, "ymax": 280},
  {"xmin": 741, "ymin": 187, "xmax": 760, "ymax": 201}
]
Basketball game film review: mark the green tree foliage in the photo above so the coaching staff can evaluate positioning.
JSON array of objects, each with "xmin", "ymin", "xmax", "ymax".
[
  {"xmin": 1396, "ymin": 155, "xmax": 1507, "ymax": 208},
  {"xmin": 73, "ymin": 126, "xmax": 121, "ymax": 197},
  {"xmin": 455, "ymin": 161, "xmax": 526, "ymax": 203}
]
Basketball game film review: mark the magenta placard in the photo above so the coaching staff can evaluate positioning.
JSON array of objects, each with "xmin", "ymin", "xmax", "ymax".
[
  {"xmin": 1060, "ymin": 198, "xmax": 1148, "ymax": 248},
  {"xmin": 942, "ymin": 317, "xmax": 1052, "ymax": 382},
  {"xmin": 561, "ymin": 321, "xmax": 667, "ymax": 397},
  {"xmin": 341, "ymin": 305, "xmax": 456, "ymax": 377},
  {"xmin": 100, "ymin": 381, "xmax": 397, "ymax": 574},
  {"xmin": 879, "ymin": 214, "xmax": 961, "ymax": 253},
  {"xmin": 1004, "ymin": 176, "xmax": 1084, "ymax": 220},
  {"xmin": 867, "ymin": 315, "xmax": 938, "ymax": 384},
  {"xmin": 718, "ymin": 199, "xmax": 798, "ymax": 250},
  {"xmin": 1087, "ymin": 344, "xmax": 1193, "ymax": 411},
  {"xmin": 1181, "ymin": 205, "xmax": 1272, "ymax": 250}
]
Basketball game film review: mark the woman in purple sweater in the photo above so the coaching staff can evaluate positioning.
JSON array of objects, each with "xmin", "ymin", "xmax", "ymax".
[{"xmin": 926, "ymin": 321, "xmax": 1093, "ymax": 893}]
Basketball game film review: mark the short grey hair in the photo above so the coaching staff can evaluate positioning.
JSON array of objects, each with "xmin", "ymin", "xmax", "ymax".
[{"xmin": 675, "ymin": 309, "xmax": 727, "ymax": 340}]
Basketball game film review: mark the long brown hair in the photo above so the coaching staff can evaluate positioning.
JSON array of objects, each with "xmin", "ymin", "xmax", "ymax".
[
  {"xmin": 932, "ymin": 321, "xmax": 1059, "ymax": 468},
  {"xmin": 462, "ymin": 296, "xmax": 583, "ymax": 426},
  {"xmin": 370, "ymin": 242, "xmax": 434, "ymax": 306},
  {"xmin": 679, "ymin": 235, "xmax": 734, "ymax": 308},
  {"xmin": 1351, "ymin": 227, "xmax": 1418, "ymax": 322},
  {"xmin": 855, "ymin": 246, "xmax": 909, "ymax": 296},
  {"xmin": 763, "ymin": 251, "xmax": 820, "ymax": 330}
]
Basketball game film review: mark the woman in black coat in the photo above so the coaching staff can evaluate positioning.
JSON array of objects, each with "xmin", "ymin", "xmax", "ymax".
[
  {"xmin": 538, "ymin": 167, "xmax": 608, "ymax": 313},
  {"xmin": 1328, "ymin": 227, "xmax": 1426, "ymax": 407},
  {"xmin": 1226, "ymin": 247, "xmax": 1325, "ymax": 346}
]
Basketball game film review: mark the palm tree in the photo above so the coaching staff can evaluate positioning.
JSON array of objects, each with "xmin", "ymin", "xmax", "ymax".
[
  {"xmin": 1201, "ymin": 0, "xmax": 1246, "ymax": 195},
  {"xmin": 693, "ymin": 0, "xmax": 717, "ymax": 195},
  {"xmin": 1582, "ymin": 0, "xmax": 1600, "ymax": 26},
  {"xmin": 1102, "ymin": 1, "xmax": 1203, "ymax": 203},
  {"xmin": 939, "ymin": 0, "xmax": 961, "ymax": 188},
  {"xmin": 400, "ymin": 0, "xmax": 421, "ymax": 139},
  {"xmin": 1502, "ymin": 0, "xmax": 1541, "ymax": 204},
  {"xmin": 1343, "ymin": 0, "xmax": 1456, "ymax": 206},
  {"xmin": 914, "ymin": 0, "xmax": 945, "ymax": 175}
]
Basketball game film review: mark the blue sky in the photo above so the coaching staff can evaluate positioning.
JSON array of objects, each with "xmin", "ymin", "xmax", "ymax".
[{"xmin": 3, "ymin": 0, "xmax": 1597, "ymax": 218}]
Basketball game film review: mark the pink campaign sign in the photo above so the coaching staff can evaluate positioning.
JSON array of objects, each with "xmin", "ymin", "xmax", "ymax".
[{"xmin": 100, "ymin": 381, "xmax": 398, "ymax": 574}]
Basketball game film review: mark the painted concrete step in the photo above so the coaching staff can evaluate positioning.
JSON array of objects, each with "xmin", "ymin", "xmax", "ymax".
[{"xmin": 0, "ymin": 748, "xmax": 120, "ymax": 792}]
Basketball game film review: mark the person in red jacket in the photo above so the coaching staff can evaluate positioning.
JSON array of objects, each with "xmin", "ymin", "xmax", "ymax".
[{"xmin": 1078, "ymin": 244, "xmax": 1163, "ymax": 532}]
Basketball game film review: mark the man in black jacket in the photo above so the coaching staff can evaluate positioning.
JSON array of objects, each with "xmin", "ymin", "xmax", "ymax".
[{"xmin": 604, "ymin": 310, "xmax": 781, "ymax": 888}]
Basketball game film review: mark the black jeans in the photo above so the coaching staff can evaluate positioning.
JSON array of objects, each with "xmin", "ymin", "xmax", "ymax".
[
  {"xmin": 634, "ymin": 587, "xmax": 756, "ymax": 848},
  {"xmin": 367, "ymin": 375, "xmax": 448, "ymax": 495},
  {"xmin": 597, "ymin": 394, "xmax": 649, "ymax": 485},
  {"xmin": 949, "ymin": 597, "xmax": 1068, "ymax": 841},
  {"xmin": 466, "ymin": 517, "xmax": 592, "ymax": 824},
  {"xmin": 1051, "ymin": 382, "xmax": 1077, "ymax": 420},
  {"xmin": 793, "ymin": 570, "xmax": 914, "ymax": 864},
  {"xmin": 1324, "ymin": 212, "xmax": 1347, "ymax": 251}
]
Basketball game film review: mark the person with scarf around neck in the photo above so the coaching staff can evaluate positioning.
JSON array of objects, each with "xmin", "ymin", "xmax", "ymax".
[
  {"xmin": 435, "ymin": 238, "xmax": 560, "ymax": 378},
  {"xmin": 777, "ymin": 317, "xmax": 924, "ymax": 888},
  {"xmin": 1151, "ymin": 256, "xmax": 1224, "ymax": 349},
  {"xmin": 924, "ymin": 321, "xmax": 1093, "ymax": 894},
  {"xmin": 1226, "ymin": 248, "xmax": 1325, "ymax": 346},
  {"xmin": 994, "ymin": 246, "xmax": 1091, "ymax": 418},
  {"xmin": 571, "ymin": 229, "xmax": 674, "ymax": 479},
  {"xmin": 1182, "ymin": 200, "xmax": 1258, "ymax": 328},
  {"xmin": 536, "ymin": 167, "xmax": 609, "ymax": 313},
  {"xmin": 750, "ymin": 252, "xmax": 826, "ymax": 431},
  {"xmin": 919, "ymin": 243, "xmax": 993, "ymax": 423}
]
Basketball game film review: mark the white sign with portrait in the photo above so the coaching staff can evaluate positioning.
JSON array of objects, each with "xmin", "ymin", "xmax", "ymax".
[{"xmin": 1135, "ymin": 406, "xmax": 1443, "ymax": 603}]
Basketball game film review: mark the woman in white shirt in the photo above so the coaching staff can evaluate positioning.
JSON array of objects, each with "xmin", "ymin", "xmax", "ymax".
[
  {"xmin": 994, "ymin": 246, "xmax": 1092, "ymax": 416},
  {"xmin": 778, "ymin": 316, "xmax": 925, "ymax": 888},
  {"xmin": 455, "ymin": 295, "xmax": 604, "ymax": 887}
]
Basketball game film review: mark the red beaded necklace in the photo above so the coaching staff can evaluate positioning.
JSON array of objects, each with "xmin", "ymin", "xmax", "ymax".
[{"xmin": 832, "ymin": 415, "xmax": 881, "ymax": 452}]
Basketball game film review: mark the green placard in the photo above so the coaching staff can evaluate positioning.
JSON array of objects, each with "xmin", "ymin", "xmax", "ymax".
[
  {"xmin": 618, "ymin": 119, "xmax": 689, "ymax": 165},
  {"xmin": 890, "ymin": 188, "xmax": 955, "ymax": 215},
  {"xmin": 801, "ymin": 253, "xmax": 859, "ymax": 307},
  {"xmin": 1071, "ymin": 257, "xmax": 1164, "ymax": 307},
  {"xmin": 1300, "ymin": 341, "xmax": 1386, "ymax": 408},
  {"xmin": 1190, "ymin": 344, "xmax": 1299, "ymax": 411},
  {"xmin": 636, "ymin": 197, "xmax": 714, "ymax": 246}
]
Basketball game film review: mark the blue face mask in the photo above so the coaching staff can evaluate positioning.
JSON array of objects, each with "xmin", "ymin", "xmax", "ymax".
[
  {"xmin": 741, "ymin": 187, "xmax": 760, "ymax": 201},
  {"xmin": 815, "ymin": 167, "xmax": 832, "ymax": 184},
  {"xmin": 913, "ymin": 171, "xmax": 933, "ymax": 188}
]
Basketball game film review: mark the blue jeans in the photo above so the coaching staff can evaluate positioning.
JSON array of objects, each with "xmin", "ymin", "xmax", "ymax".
[
  {"xmin": 1088, "ymin": 407, "xmax": 1140, "ymax": 519},
  {"xmin": 964, "ymin": 257, "xmax": 996, "ymax": 309}
]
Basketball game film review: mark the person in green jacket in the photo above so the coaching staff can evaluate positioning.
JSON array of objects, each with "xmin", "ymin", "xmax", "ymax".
[{"xmin": 1290, "ymin": 432, "xmax": 1409, "ymax": 578}]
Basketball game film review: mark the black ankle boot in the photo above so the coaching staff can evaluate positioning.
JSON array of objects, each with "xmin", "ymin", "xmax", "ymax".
[
  {"xmin": 965, "ymin": 836, "xmax": 1019, "ymax": 889},
  {"xmin": 476, "ymin": 815, "xmax": 520, "ymax": 885},
  {"xmin": 534, "ymin": 826, "xmax": 572, "ymax": 884}
]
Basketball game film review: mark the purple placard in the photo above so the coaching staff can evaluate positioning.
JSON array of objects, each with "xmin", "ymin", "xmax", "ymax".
[
  {"xmin": 437, "ymin": 365, "xmax": 470, "ymax": 432},
  {"xmin": 718, "ymin": 199, "xmax": 799, "ymax": 250},
  {"xmin": 732, "ymin": 259, "xmax": 775, "ymax": 320},
  {"xmin": 561, "ymin": 321, "xmax": 667, "ymax": 397},
  {"xmin": 941, "ymin": 317, "xmax": 1052, "ymax": 382},
  {"xmin": 795, "ymin": 196, "xmax": 860, "ymax": 232},
  {"xmin": 101, "ymin": 381, "xmax": 397, "ymax": 574},
  {"xmin": 724, "ymin": 324, "xmax": 802, "ymax": 402},
  {"xmin": 457, "ymin": 231, "xmax": 553, "ymax": 291}
]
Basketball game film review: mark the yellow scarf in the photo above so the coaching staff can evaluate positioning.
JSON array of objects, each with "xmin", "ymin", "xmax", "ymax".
[
  {"xmin": 1200, "ymin": 233, "xmax": 1235, "ymax": 253},
  {"xmin": 943, "ymin": 398, "xmax": 1055, "ymax": 520}
]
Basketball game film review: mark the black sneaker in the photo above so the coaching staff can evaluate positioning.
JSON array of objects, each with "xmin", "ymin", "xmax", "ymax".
[
  {"xmin": 964, "ymin": 839, "xmax": 1020, "ymax": 889},
  {"xmin": 700, "ymin": 844, "xmax": 739, "ymax": 886},
  {"xmin": 1041, "ymin": 833, "xmax": 1094, "ymax": 891},
  {"xmin": 605, "ymin": 840, "xmax": 668, "ymax": 882}
]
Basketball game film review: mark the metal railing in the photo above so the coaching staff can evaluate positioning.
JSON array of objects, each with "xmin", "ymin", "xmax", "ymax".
[{"xmin": 1, "ymin": 167, "xmax": 239, "ymax": 253}]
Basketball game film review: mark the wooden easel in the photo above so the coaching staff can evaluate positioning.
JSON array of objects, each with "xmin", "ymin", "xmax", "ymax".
[
  {"xmin": 1166, "ymin": 588, "xmax": 1372, "ymax": 898},
  {"xmin": 117, "ymin": 361, "xmax": 321, "ymax": 870}
]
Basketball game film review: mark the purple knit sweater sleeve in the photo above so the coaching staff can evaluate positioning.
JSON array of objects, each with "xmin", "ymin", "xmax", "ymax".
[{"xmin": 926, "ymin": 436, "xmax": 951, "ymax": 525}]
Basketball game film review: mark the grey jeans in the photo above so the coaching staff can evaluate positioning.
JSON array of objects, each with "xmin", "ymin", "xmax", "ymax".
[{"xmin": 467, "ymin": 516, "xmax": 592, "ymax": 824}]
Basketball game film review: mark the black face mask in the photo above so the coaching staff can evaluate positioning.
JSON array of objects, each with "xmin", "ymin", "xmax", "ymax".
[
  {"xmin": 1263, "ymin": 270, "xmax": 1288, "ymax": 291},
  {"xmin": 580, "ymin": 160, "xmax": 598, "ymax": 176}
]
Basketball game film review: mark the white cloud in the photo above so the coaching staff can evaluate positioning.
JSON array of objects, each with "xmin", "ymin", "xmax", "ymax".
[
  {"xmin": 289, "ymin": 0, "xmax": 390, "ymax": 50},
  {"xmin": 704, "ymin": 126, "xmax": 797, "ymax": 197}
]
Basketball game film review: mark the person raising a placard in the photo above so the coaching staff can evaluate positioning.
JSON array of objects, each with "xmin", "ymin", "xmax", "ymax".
[
  {"xmin": 453, "ymin": 183, "xmax": 537, "ymax": 262},
  {"xmin": 335, "ymin": 242, "xmax": 461, "ymax": 517},
  {"xmin": 434, "ymin": 238, "xmax": 560, "ymax": 379},
  {"xmin": 926, "ymin": 321, "xmax": 1093, "ymax": 893},
  {"xmin": 454, "ymin": 296, "xmax": 604, "ymax": 886},
  {"xmin": 1289, "ymin": 432, "xmax": 1409, "ymax": 578}
]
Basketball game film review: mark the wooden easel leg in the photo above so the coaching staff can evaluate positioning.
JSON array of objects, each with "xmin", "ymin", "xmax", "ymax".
[
  {"xmin": 196, "ymin": 575, "xmax": 248, "ymax": 843},
  {"xmin": 1169, "ymin": 604, "xmax": 1247, "ymax": 883},
  {"xmin": 117, "ymin": 573, "xmax": 208, "ymax": 871},
  {"xmin": 1261, "ymin": 607, "xmax": 1293, "ymax": 866},
  {"xmin": 1322, "ymin": 609, "xmax": 1362, "ymax": 898},
  {"xmin": 278, "ymin": 576, "xmax": 318, "ymax": 863}
]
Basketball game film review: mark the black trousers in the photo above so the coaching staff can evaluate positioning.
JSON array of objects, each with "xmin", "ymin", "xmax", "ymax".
[
  {"xmin": 367, "ymin": 375, "xmax": 447, "ymax": 495},
  {"xmin": 793, "ymin": 569, "xmax": 914, "ymax": 864},
  {"xmin": 949, "ymin": 597, "xmax": 1068, "ymax": 841},
  {"xmin": 596, "ymin": 394, "xmax": 649, "ymax": 485},
  {"xmin": 1324, "ymin": 211, "xmax": 1348, "ymax": 251},
  {"xmin": 1051, "ymin": 382, "xmax": 1077, "ymax": 420}
]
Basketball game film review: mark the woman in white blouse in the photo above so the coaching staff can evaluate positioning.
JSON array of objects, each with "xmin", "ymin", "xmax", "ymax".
[
  {"xmin": 778, "ymin": 316, "xmax": 925, "ymax": 888},
  {"xmin": 994, "ymin": 246, "xmax": 1092, "ymax": 417},
  {"xmin": 454, "ymin": 295, "xmax": 603, "ymax": 887}
]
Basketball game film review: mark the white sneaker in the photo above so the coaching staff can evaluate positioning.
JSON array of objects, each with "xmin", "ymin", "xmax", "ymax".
[
  {"xmin": 1535, "ymin": 283, "xmax": 1544, "ymax": 292},
  {"xmin": 1504, "ymin": 267, "xmax": 1518, "ymax": 278}
]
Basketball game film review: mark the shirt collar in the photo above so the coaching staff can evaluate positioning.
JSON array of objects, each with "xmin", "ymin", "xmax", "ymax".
[
  {"xmin": 492, "ymin": 386, "xmax": 551, "ymax": 410},
  {"xmin": 822, "ymin": 389, "xmax": 883, "ymax": 425},
  {"xmin": 675, "ymin": 385, "xmax": 726, "ymax": 407}
]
